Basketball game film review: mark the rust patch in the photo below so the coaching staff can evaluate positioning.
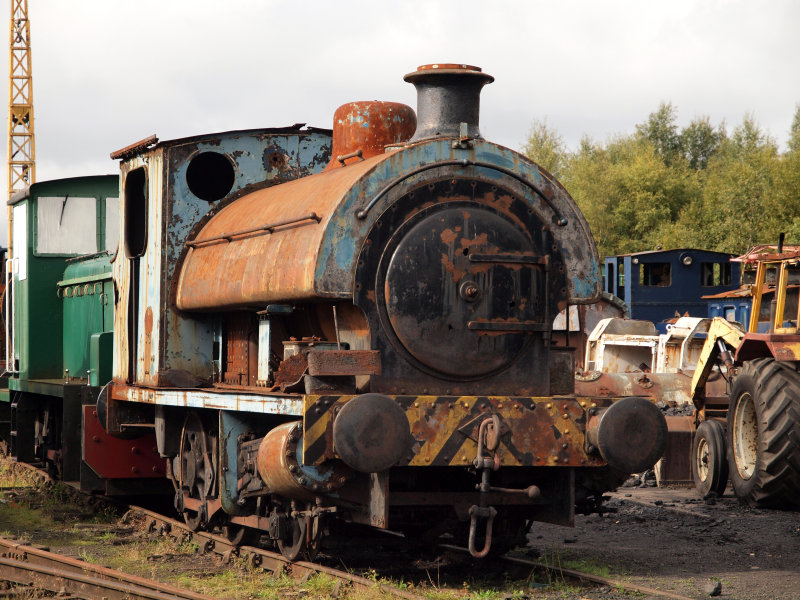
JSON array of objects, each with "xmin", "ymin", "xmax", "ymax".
[
  {"xmin": 307, "ymin": 350, "xmax": 381, "ymax": 376},
  {"xmin": 274, "ymin": 353, "xmax": 309, "ymax": 392},
  {"xmin": 440, "ymin": 227, "xmax": 460, "ymax": 245},
  {"xmin": 143, "ymin": 307, "xmax": 153, "ymax": 376}
]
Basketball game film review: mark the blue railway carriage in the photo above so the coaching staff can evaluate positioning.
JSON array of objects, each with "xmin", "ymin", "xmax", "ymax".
[{"xmin": 604, "ymin": 248, "xmax": 741, "ymax": 327}]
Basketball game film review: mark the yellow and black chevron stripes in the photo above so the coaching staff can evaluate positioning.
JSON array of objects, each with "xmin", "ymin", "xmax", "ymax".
[{"xmin": 302, "ymin": 394, "xmax": 607, "ymax": 469}]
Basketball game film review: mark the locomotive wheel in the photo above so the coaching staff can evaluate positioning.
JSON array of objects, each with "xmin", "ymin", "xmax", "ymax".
[
  {"xmin": 276, "ymin": 514, "xmax": 307, "ymax": 561},
  {"xmin": 692, "ymin": 419, "xmax": 728, "ymax": 498},
  {"xmin": 179, "ymin": 412, "xmax": 216, "ymax": 530},
  {"xmin": 222, "ymin": 522, "xmax": 258, "ymax": 546},
  {"xmin": 727, "ymin": 358, "xmax": 800, "ymax": 508},
  {"xmin": 275, "ymin": 511, "xmax": 324, "ymax": 561}
]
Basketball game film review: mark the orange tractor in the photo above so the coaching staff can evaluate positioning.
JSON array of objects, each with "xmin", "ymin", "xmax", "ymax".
[{"xmin": 691, "ymin": 244, "xmax": 800, "ymax": 507}]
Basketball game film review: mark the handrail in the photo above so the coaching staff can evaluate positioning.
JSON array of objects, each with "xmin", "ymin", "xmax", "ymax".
[
  {"xmin": 184, "ymin": 213, "xmax": 321, "ymax": 248},
  {"xmin": 5, "ymin": 258, "xmax": 16, "ymax": 374}
]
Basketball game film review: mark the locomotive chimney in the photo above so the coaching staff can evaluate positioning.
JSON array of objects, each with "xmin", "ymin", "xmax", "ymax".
[{"xmin": 403, "ymin": 63, "xmax": 494, "ymax": 143}]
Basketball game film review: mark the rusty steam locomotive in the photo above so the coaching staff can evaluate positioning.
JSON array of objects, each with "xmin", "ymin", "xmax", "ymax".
[{"xmin": 17, "ymin": 64, "xmax": 667, "ymax": 559}]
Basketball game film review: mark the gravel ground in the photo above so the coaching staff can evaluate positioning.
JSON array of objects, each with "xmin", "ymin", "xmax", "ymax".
[{"xmin": 528, "ymin": 484, "xmax": 800, "ymax": 599}]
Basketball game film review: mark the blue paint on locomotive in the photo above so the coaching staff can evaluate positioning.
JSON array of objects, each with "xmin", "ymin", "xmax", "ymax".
[
  {"xmin": 156, "ymin": 129, "xmax": 332, "ymax": 374},
  {"xmin": 315, "ymin": 138, "xmax": 601, "ymax": 303}
]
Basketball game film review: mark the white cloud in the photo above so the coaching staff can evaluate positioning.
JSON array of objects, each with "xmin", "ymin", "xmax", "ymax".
[{"xmin": 0, "ymin": 0, "xmax": 797, "ymax": 245}]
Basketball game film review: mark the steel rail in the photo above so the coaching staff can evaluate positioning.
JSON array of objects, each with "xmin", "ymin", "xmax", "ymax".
[
  {"xmin": 2, "ymin": 463, "xmax": 424, "ymax": 600},
  {"xmin": 132, "ymin": 507, "xmax": 427, "ymax": 600},
  {"xmin": 438, "ymin": 544, "xmax": 695, "ymax": 600},
  {"xmin": 6, "ymin": 460, "xmax": 693, "ymax": 599},
  {"xmin": 0, "ymin": 547, "xmax": 215, "ymax": 600}
]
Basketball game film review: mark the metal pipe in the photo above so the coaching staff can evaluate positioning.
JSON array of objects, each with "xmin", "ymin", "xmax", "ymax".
[
  {"xmin": 4, "ymin": 259, "xmax": 11, "ymax": 373},
  {"xmin": 5, "ymin": 258, "xmax": 16, "ymax": 373}
]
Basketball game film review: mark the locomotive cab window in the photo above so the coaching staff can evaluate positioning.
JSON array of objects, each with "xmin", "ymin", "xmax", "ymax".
[
  {"xmin": 701, "ymin": 262, "xmax": 732, "ymax": 287},
  {"xmin": 124, "ymin": 167, "xmax": 148, "ymax": 258},
  {"xmin": 186, "ymin": 151, "xmax": 235, "ymax": 202},
  {"xmin": 105, "ymin": 196, "xmax": 120, "ymax": 253},
  {"xmin": 640, "ymin": 262, "xmax": 671, "ymax": 287},
  {"xmin": 36, "ymin": 196, "xmax": 98, "ymax": 255},
  {"xmin": 606, "ymin": 263, "xmax": 615, "ymax": 294}
]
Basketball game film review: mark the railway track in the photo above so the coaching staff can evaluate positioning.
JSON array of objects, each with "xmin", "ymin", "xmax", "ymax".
[
  {"xmin": 0, "ymin": 537, "xmax": 215, "ymax": 600},
  {"xmin": 2, "ymin": 460, "xmax": 697, "ymax": 600},
  {"xmin": 131, "ymin": 506, "xmax": 697, "ymax": 600},
  {"xmin": 490, "ymin": 549, "xmax": 695, "ymax": 600},
  {"xmin": 127, "ymin": 506, "xmax": 428, "ymax": 600},
  {"xmin": 2, "ymin": 461, "xmax": 427, "ymax": 599}
]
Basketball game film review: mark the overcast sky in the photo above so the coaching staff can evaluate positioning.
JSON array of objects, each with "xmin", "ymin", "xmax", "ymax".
[{"xmin": 2, "ymin": 0, "xmax": 798, "ymax": 246}]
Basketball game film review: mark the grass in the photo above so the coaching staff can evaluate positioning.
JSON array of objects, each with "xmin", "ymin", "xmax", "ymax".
[
  {"xmin": 0, "ymin": 460, "xmax": 39, "ymax": 488},
  {"xmin": 0, "ymin": 454, "xmax": 613, "ymax": 600},
  {"xmin": 171, "ymin": 558, "xmax": 351, "ymax": 599},
  {"xmin": 538, "ymin": 547, "xmax": 622, "ymax": 579}
]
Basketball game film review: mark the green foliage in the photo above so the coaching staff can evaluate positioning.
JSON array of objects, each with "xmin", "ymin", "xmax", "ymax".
[
  {"xmin": 788, "ymin": 104, "xmax": 800, "ymax": 154},
  {"xmin": 522, "ymin": 103, "xmax": 800, "ymax": 257},
  {"xmin": 681, "ymin": 115, "xmax": 725, "ymax": 170},
  {"xmin": 560, "ymin": 134, "xmax": 699, "ymax": 255},
  {"xmin": 635, "ymin": 102, "xmax": 683, "ymax": 165},
  {"xmin": 521, "ymin": 118, "xmax": 567, "ymax": 178}
]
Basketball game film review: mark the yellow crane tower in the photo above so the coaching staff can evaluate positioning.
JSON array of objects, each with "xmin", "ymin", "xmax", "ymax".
[
  {"xmin": 7, "ymin": 0, "xmax": 34, "ymax": 198},
  {"xmin": 4, "ymin": 0, "xmax": 33, "ymax": 368},
  {"xmin": 7, "ymin": 0, "xmax": 34, "ymax": 246}
]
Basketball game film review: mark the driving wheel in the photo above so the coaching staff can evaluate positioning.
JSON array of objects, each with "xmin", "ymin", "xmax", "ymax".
[{"xmin": 179, "ymin": 412, "xmax": 216, "ymax": 530}]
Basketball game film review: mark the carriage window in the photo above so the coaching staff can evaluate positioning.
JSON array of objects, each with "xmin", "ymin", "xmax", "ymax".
[
  {"xmin": 124, "ymin": 167, "xmax": 147, "ymax": 258},
  {"xmin": 105, "ymin": 197, "xmax": 120, "ymax": 253},
  {"xmin": 36, "ymin": 196, "xmax": 97, "ymax": 255},
  {"xmin": 641, "ymin": 262, "xmax": 671, "ymax": 286},
  {"xmin": 701, "ymin": 262, "xmax": 732, "ymax": 286}
]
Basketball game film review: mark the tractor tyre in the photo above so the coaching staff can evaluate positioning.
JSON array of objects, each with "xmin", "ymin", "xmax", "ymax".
[
  {"xmin": 727, "ymin": 358, "xmax": 800, "ymax": 508},
  {"xmin": 691, "ymin": 419, "xmax": 728, "ymax": 498}
]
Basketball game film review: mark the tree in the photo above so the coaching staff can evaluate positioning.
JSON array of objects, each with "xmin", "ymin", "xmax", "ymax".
[
  {"xmin": 564, "ymin": 134, "xmax": 698, "ymax": 256},
  {"xmin": 689, "ymin": 116, "xmax": 780, "ymax": 253},
  {"xmin": 521, "ymin": 118, "xmax": 567, "ymax": 178},
  {"xmin": 680, "ymin": 115, "xmax": 725, "ymax": 170},
  {"xmin": 635, "ymin": 102, "xmax": 682, "ymax": 165},
  {"xmin": 789, "ymin": 104, "xmax": 800, "ymax": 154},
  {"xmin": 519, "ymin": 105, "xmax": 794, "ymax": 258}
]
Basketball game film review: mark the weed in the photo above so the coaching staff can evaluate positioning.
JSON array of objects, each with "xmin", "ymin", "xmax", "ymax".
[
  {"xmin": 172, "ymin": 564, "xmax": 297, "ymax": 599},
  {"xmin": 301, "ymin": 573, "xmax": 338, "ymax": 596},
  {"xmin": 89, "ymin": 502, "xmax": 121, "ymax": 523},
  {"xmin": 538, "ymin": 546, "xmax": 624, "ymax": 579},
  {"xmin": 97, "ymin": 530, "xmax": 118, "ymax": 542},
  {"xmin": 177, "ymin": 537, "xmax": 200, "ymax": 554},
  {"xmin": 78, "ymin": 548, "xmax": 97, "ymax": 564}
]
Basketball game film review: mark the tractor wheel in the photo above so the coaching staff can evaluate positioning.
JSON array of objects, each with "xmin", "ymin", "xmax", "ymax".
[
  {"xmin": 727, "ymin": 358, "xmax": 800, "ymax": 508},
  {"xmin": 691, "ymin": 419, "xmax": 728, "ymax": 498}
]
